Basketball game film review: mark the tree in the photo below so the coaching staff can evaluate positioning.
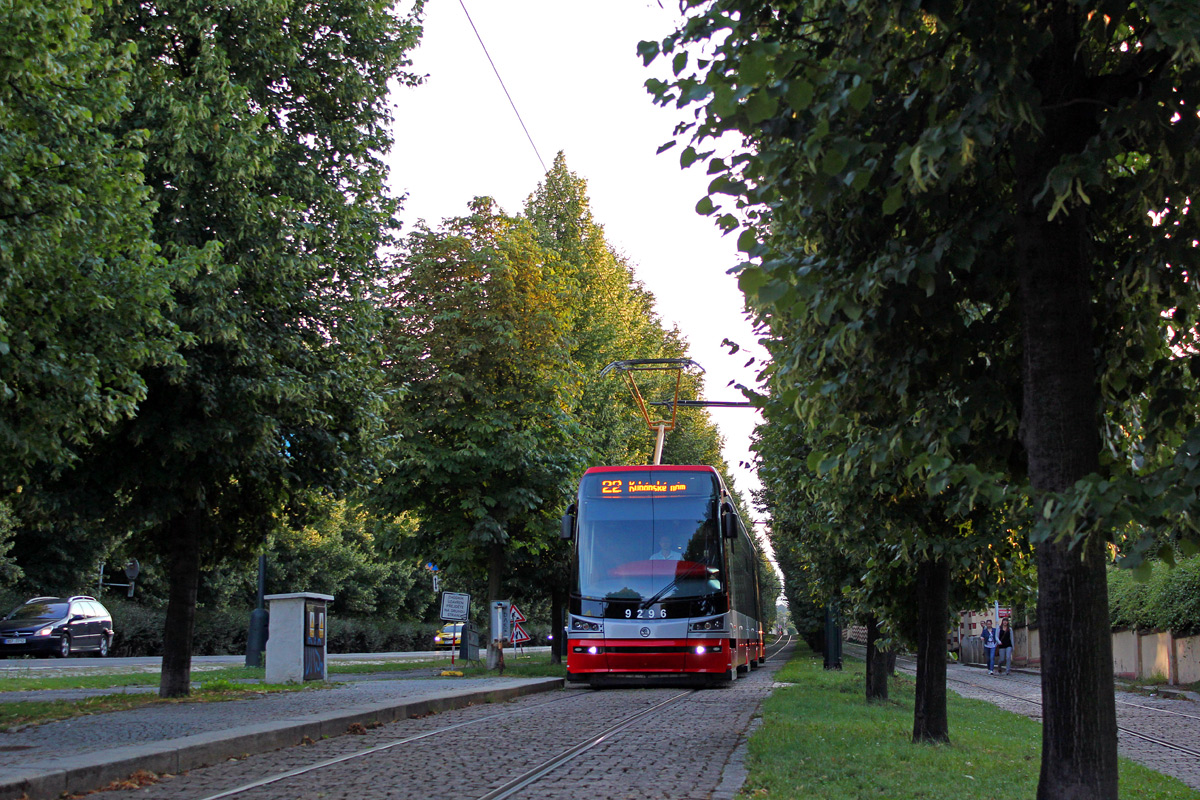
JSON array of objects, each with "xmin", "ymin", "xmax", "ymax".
[
  {"xmin": 0, "ymin": 502, "xmax": 21, "ymax": 588},
  {"xmin": 522, "ymin": 154, "xmax": 751, "ymax": 658},
  {"xmin": 267, "ymin": 498, "xmax": 427, "ymax": 617},
  {"xmin": 644, "ymin": 2, "xmax": 1200, "ymax": 796},
  {"xmin": 0, "ymin": 0, "xmax": 179, "ymax": 483},
  {"xmin": 374, "ymin": 198, "xmax": 582, "ymax": 667},
  {"xmin": 753, "ymin": 375, "xmax": 1029, "ymax": 738},
  {"xmin": 41, "ymin": 0, "xmax": 425, "ymax": 698}
]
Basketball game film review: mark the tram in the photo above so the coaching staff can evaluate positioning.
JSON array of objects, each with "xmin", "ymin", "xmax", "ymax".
[{"xmin": 560, "ymin": 464, "xmax": 765, "ymax": 685}]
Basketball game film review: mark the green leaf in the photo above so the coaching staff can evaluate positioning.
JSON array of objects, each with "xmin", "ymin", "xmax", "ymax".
[
  {"xmin": 757, "ymin": 280, "xmax": 789, "ymax": 306},
  {"xmin": 848, "ymin": 81, "xmax": 872, "ymax": 111},
  {"xmin": 785, "ymin": 79, "xmax": 813, "ymax": 111},
  {"xmin": 637, "ymin": 40, "xmax": 660, "ymax": 66},
  {"xmin": 745, "ymin": 91, "xmax": 778, "ymax": 124},
  {"xmin": 711, "ymin": 83, "xmax": 738, "ymax": 118},
  {"xmin": 739, "ymin": 47, "xmax": 771, "ymax": 86},
  {"xmin": 737, "ymin": 227, "xmax": 759, "ymax": 254},
  {"xmin": 821, "ymin": 149, "xmax": 848, "ymax": 176},
  {"xmin": 882, "ymin": 184, "xmax": 903, "ymax": 215},
  {"xmin": 738, "ymin": 265, "xmax": 768, "ymax": 295}
]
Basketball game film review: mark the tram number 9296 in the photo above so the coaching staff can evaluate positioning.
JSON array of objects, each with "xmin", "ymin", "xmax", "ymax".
[{"xmin": 625, "ymin": 608, "xmax": 667, "ymax": 619}]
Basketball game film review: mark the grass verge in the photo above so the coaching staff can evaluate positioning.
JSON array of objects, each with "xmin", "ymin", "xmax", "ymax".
[
  {"xmin": 0, "ymin": 655, "xmax": 566, "ymax": 729},
  {"xmin": 0, "ymin": 666, "xmax": 269, "ymax": 693},
  {"xmin": 743, "ymin": 645, "xmax": 1195, "ymax": 799},
  {"xmin": 0, "ymin": 677, "xmax": 315, "ymax": 730}
]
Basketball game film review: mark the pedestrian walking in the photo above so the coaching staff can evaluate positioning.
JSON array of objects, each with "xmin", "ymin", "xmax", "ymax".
[
  {"xmin": 981, "ymin": 618, "xmax": 997, "ymax": 675},
  {"xmin": 996, "ymin": 617, "xmax": 1014, "ymax": 675}
]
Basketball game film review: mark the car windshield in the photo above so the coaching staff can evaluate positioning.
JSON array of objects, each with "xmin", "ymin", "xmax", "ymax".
[{"xmin": 5, "ymin": 600, "xmax": 68, "ymax": 621}]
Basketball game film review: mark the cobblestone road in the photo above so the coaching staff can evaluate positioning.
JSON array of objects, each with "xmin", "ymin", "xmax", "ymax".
[
  {"xmin": 0, "ymin": 672, "xmax": 532, "ymax": 770},
  {"xmin": 934, "ymin": 662, "xmax": 1200, "ymax": 791},
  {"xmin": 87, "ymin": 657, "xmax": 788, "ymax": 800}
]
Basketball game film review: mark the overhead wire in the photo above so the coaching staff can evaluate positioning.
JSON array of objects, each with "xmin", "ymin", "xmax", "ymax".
[{"xmin": 457, "ymin": 0, "xmax": 548, "ymax": 174}]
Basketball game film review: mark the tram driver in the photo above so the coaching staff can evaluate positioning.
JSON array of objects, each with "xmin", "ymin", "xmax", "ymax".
[{"xmin": 650, "ymin": 535, "xmax": 683, "ymax": 561}]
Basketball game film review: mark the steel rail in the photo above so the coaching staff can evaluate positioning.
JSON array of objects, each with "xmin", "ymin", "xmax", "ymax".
[
  {"xmin": 193, "ymin": 690, "xmax": 587, "ymax": 800},
  {"xmin": 846, "ymin": 643, "xmax": 1200, "ymax": 762},
  {"xmin": 197, "ymin": 635, "xmax": 795, "ymax": 800},
  {"xmin": 941, "ymin": 670, "xmax": 1200, "ymax": 761},
  {"xmin": 476, "ymin": 690, "xmax": 696, "ymax": 800},
  {"xmin": 482, "ymin": 635, "xmax": 794, "ymax": 800}
]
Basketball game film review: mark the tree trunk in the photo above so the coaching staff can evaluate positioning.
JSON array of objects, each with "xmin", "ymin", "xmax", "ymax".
[
  {"xmin": 912, "ymin": 556, "xmax": 949, "ymax": 743},
  {"xmin": 1008, "ymin": 4, "xmax": 1121, "ymax": 792},
  {"xmin": 864, "ymin": 615, "xmax": 889, "ymax": 703},
  {"xmin": 159, "ymin": 509, "xmax": 204, "ymax": 698},
  {"xmin": 1017, "ymin": 203, "xmax": 1118, "ymax": 800},
  {"xmin": 1036, "ymin": 536, "xmax": 1118, "ymax": 800}
]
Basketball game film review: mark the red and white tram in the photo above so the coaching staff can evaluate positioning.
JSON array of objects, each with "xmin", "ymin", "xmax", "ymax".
[{"xmin": 560, "ymin": 464, "xmax": 764, "ymax": 686}]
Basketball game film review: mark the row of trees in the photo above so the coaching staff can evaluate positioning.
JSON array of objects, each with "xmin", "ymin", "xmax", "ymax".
[
  {"xmin": 2, "ymin": 0, "xmax": 773, "ymax": 693},
  {"xmin": 643, "ymin": 2, "xmax": 1200, "ymax": 799},
  {"xmin": 373, "ymin": 156, "xmax": 770, "ymax": 664}
]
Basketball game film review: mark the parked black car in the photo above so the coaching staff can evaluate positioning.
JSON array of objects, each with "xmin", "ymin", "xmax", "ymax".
[{"xmin": 0, "ymin": 596, "xmax": 114, "ymax": 658}]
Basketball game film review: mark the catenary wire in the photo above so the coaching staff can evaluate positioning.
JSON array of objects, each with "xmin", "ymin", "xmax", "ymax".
[{"xmin": 458, "ymin": 0, "xmax": 548, "ymax": 174}]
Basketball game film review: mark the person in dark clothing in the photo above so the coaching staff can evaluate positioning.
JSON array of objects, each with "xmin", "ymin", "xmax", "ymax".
[{"xmin": 996, "ymin": 617, "xmax": 1014, "ymax": 675}]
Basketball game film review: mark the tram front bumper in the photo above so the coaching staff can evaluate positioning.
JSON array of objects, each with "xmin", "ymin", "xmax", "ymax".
[{"xmin": 569, "ymin": 638, "xmax": 730, "ymax": 674}]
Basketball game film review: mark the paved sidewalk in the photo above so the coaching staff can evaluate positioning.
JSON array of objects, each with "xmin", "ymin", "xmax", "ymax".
[{"xmin": 0, "ymin": 671, "xmax": 563, "ymax": 800}]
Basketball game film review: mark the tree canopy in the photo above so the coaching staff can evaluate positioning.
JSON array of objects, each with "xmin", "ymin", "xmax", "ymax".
[
  {"xmin": 32, "ymin": 0, "xmax": 427, "ymax": 697},
  {"xmin": 643, "ymin": 1, "xmax": 1200, "ymax": 796},
  {"xmin": 0, "ymin": 0, "xmax": 179, "ymax": 481}
]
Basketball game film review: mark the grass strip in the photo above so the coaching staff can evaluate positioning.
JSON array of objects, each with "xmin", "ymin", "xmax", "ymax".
[
  {"xmin": 0, "ymin": 678, "xmax": 314, "ymax": 730},
  {"xmin": 0, "ymin": 655, "xmax": 567, "ymax": 729},
  {"xmin": 743, "ymin": 645, "xmax": 1195, "ymax": 799},
  {"xmin": 0, "ymin": 665, "xmax": 274, "ymax": 692}
]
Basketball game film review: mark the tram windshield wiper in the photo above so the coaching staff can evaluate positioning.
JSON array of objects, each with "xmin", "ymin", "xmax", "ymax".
[
  {"xmin": 638, "ymin": 562, "xmax": 709, "ymax": 609},
  {"xmin": 639, "ymin": 579, "xmax": 680, "ymax": 609}
]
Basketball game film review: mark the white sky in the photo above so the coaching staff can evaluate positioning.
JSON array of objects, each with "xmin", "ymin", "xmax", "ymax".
[{"xmin": 385, "ymin": 0, "xmax": 768, "ymax": 509}]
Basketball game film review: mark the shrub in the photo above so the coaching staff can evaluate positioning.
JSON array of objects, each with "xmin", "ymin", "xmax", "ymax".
[
  {"xmin": 107, "ymin": 600, "xmax": 166, "ymax": 657},
  {"xmin": 326, "ymin": 616, "xmax": 432, "ymax": 653},
  {"xmin": 1150, "ymin": 557, "xmax": 1200, "ymax": 637},
  {"xmin": 1108, "ymin": 554, "xmax": 1200, "ymax": 638},
  {"xmin": 1108, "ymin": 568, "xmax": 1154, "ymax": 631}
]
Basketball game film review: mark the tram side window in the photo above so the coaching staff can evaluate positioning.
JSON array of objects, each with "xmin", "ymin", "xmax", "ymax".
[{"xmin": 724, "ymin": 514, "xmax": 758, "ymax": 616}]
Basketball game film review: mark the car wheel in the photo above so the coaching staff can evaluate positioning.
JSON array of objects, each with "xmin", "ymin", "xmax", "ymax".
[
  {"xmin": 57, "ymin": 636, "xmax": 71, "ymax": 658},
  {"xmin": 98, "ymin": 636, "xmax": 109, "ymax": 657}
]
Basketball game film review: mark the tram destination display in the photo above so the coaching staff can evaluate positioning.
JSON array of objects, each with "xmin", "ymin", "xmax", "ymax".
[{"xmin": 582, "ymin": 468, "xmax": 717, "ymax": 500}]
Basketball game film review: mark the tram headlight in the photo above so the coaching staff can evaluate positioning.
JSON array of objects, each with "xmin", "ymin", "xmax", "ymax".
[
  {"xmin": 689, "ymin": 619, "xmax": 724, "ymax": 633},
  {"xmin": 571, "ymin": 618, "xmax": 603, "ymax": 632}
]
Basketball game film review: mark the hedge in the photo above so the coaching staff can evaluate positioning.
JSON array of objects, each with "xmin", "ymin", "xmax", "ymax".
[{"xmin": 1108, "ymin": 555, "xmax": 1200, "ymax": 638}]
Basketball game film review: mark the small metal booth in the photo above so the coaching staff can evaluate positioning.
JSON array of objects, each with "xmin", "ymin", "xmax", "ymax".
[{"xmin": 264, "ymin": 592, "xmax": 332, "ymax": 683}]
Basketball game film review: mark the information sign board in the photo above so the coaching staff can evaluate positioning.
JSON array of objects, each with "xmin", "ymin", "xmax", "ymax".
[{"xmin": 440, "ymin": 592, "xmax": 470, "ymax": 622}]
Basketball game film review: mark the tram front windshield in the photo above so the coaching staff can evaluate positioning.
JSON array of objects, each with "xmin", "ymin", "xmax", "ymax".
[{"xmin": 575, "ymin": 470, "xmax": 724, "ymax": 603}]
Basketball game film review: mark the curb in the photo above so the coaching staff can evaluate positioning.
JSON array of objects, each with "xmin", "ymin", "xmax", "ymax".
[{"xmin": 0, "ymin": 678, "xmax": 564, "ymax": 800}]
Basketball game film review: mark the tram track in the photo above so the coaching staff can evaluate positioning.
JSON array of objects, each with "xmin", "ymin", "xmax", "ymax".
[
  {"xmin": 188, "ymin": 635, "xmax": 795, "ymax": 800},
  {"xmin": 938, "ymin": 668, "xmax": 1200, "ymax": 761},
  {"xmin": 863, "ymin": 646, "xmax": 1200, "ymax": 763}
]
